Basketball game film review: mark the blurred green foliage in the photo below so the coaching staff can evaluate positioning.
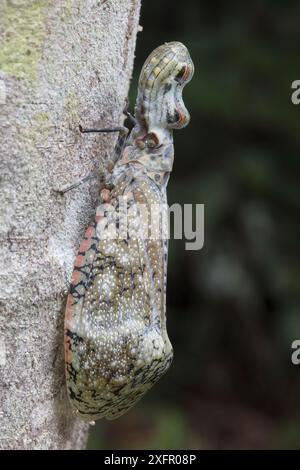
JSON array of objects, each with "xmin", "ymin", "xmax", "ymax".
[{"xmin": 88, "ymin": 0, "xmax": 300, "ymax": 449}]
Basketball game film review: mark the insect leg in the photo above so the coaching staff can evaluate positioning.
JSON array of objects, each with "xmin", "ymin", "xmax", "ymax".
[
  {"xmin": 123, "ymin": 98, "xmax": 137, "ymax": 126},
  {"xmin": 79, "ymin": 124, "xmax": 129, "ymax": 165},
  {"xmin": 79, "ymin": 124, "xmax": 128, "ymax": 134},
  {"xmin": 58, "ymin": 172, "xmax": 98, "ymax": 194},
  {"xmin": 57, "ymin": 125, "xmax": 129, "ymax": 193}
]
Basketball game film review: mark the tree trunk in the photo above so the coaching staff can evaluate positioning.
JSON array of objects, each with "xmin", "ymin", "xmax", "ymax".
[{"xmin": 0, "ymin": 0, "xmax": 141, "ymax": 450}]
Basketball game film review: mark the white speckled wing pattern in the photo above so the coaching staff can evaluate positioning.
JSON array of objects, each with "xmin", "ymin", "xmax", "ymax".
[
  {"xmin": 65, "ymin": 177, "xmax": 172, "ymax": 420},
  {"xmin": 65, "ymin": 42, "xmax": 194, "ymax": 421}
]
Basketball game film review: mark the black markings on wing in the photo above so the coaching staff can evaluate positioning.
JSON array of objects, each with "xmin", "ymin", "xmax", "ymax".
[
  {"xmin": 68, "ymin": 349, "xmax": 173, "ymax": 420},
  {"xmin": 66, "ymin": 329, "xmax": 84, "ymax": 347},
  {"xmin": 69, "ymin": 222, "xmax": 99, "ymax": 305}
]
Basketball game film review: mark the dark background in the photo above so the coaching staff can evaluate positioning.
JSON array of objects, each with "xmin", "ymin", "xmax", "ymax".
[{"xmin": 88, "ymin": 0, "xmax": 300, "ymax": 449}]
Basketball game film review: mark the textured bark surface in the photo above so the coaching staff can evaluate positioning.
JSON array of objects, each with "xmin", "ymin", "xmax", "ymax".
[{"xmin": 0, "ymin": 0, "xmax": 141, "ymax": 450}]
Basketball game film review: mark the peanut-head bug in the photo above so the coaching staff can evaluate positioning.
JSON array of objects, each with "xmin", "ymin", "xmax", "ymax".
[{"xmin": 64, "ymin": 42, "xmax": 194, "ymax": 421}]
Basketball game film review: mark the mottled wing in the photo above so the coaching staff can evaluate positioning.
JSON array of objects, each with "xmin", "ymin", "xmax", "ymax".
[{"xmin": 64, "ymin": 175, "xmax": 173, "ymax": 421}]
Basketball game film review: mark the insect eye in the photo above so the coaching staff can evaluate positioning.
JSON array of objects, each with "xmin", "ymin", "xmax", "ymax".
[
  {"xmin": 145, "ymin": 132, "xmax": 159, "ymax": 148},
  {"xmin": 147, "ymin": 139, "xmax": 156, "ymax": 148}
]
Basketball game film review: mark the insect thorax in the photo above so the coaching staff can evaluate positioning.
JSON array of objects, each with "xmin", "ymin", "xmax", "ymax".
[{"xmin": 111, "ymin": 127, "xmax": 174, "ymax": 190}]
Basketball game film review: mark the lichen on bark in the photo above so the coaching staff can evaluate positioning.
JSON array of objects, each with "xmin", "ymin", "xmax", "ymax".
[
  {"xmin": 0, "ymin": 0, "xmax": 141, "ymax": 450},
  {"xmin": 0, "ymin": 0, "xmax": 48, "ymax": 80}
]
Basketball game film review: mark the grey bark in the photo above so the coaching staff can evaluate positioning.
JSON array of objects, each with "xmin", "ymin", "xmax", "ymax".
[{"xmin": 0, "ymin": 0, "xmax": 141, "ymax": 450}]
